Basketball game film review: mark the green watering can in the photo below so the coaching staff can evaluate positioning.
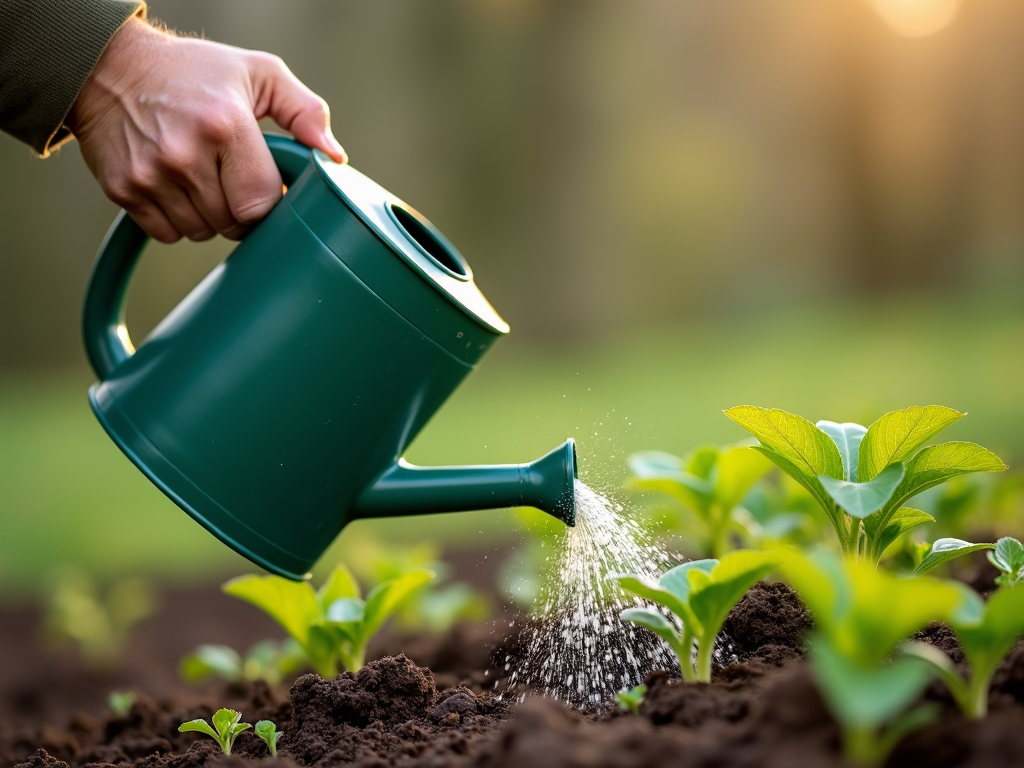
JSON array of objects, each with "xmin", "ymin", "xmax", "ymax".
[{"xmin": 82, "ymin": 134, "xmax": 577, "ymax": 581}]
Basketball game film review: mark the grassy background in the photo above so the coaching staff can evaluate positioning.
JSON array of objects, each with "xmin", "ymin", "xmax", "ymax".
[{"xmin": 2, "ymin": 289, "xmax": 1023, "ymax": 598}]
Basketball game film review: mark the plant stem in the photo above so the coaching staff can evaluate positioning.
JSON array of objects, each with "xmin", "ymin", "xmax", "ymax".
[
  {"xmin": 340, "ymin": 645, "xmax": 366, "ymax": 673},
  {"xmin": 966, "ymin": 674, "xmax": 990, "ymax": 719},
  {"xmin": 843, "ymin": 724, "xmax": 882, "ymax": 767},
  {"xmin": 695, "ymin": 635, "xmax": 714, "ymax": 682},
  {"xmin": 677, "ymin": 626, "xmax": 696, "ymax": 682},
  {"xmin": 709, "ymin": 506, "xmax": 731, "ymax": 559}
]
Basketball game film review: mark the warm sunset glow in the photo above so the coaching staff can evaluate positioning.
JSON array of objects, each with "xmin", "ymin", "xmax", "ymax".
[{"xmin": 868, "ymin": 0, "xmax": 960, "ymax": 38}]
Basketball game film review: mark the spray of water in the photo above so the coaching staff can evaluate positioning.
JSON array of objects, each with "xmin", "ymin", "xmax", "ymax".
[{"xmin": 502, "ymin": 479, "xmax": 681, "ymax": 708}]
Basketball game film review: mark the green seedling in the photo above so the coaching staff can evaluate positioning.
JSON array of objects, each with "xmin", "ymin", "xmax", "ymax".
[
  {"xmin": 989, "ymin": 536, "xmax": 1024, "ymax": 586},
  {"xmin": 913, "ymin": 538, "xmax": 995, "ymax": 576},
  {"xmin": 627, "ymin": 443, "xmax": 773, "ymax": 558},
  {"xmin": 779, "ymin": 548, "xmax": 981, "ymax": 766},
  {"xmin": 44, "ymin": 569, "xmax": 158, "ymax": 669},
  {"xmin": 614, "ymin": 550, "xmax": 777, "ymax": 682},
  {"xmin": 613, "ymin": 684, "xmax": 646, "ymax": 714},
  {"xmin": 178, "ymin": 708, "xmax": 251, "ymax": 755},
  {"xmin": 180, "ymin": 639, "xmax": 306, "ymax": 686},
  {"xmin": 337, "ymin": 533, "xmax": 490, "ymax": 633},
  {"xmin": 107, "ymin": 690, "xmax": 135, "ymax": 718},
  {"xmin": 254, "ymin": 720, "xmax": 281, "ymax": 756},
  {"xmin": 224, "ymin": 564, "xmax": 433, "ymax": 677},
  {"xmin": 903, "ymin": 583, "xmax": 1024, "ymax": 719},
  {"xmin": 725, "ymin": 405, "xmax": 1005, "ymax": 564}
]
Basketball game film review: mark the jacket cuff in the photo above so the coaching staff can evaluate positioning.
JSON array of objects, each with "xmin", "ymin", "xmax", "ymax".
[{"xmin": 0, "ymin": 0, "xmax": 147, "ymax": 156}]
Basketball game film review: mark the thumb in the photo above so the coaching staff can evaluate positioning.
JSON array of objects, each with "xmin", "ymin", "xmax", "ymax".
[{"xmin": 253, "ymin": 53, "xmax": 347, "ymax": 163}]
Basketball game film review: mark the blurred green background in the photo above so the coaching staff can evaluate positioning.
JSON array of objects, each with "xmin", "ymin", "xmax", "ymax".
[{"xmin": 3, "ymin": 0, "xmax": 1024, "ymax": 597}]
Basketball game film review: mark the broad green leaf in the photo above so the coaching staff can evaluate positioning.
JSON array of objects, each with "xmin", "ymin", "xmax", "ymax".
[
  {"xmin": 713, "ymin": 444, "xmax": 773, "ymax": 511},
  {"xmin": 212, "ymin": 708, "xmax": 242, "ymax": 735},
  {"xmin": 318, "ymin": 564, "xmax": 361, "ymax": 608},
  {"xmin": 776, "ymin": 547, "xmax": 851, "ymax": 631},
  {"xmin": 753, "ymin": 446, "xmax": 843, "ymax": 530},
  {"xmin": 627, "ymin": 451, "xmax": 713, "ymax": 512},
  {"xmin": 614, "ymin": 574, "xmax": 689, "ymax": 621},
  {"xmin": 780, "ymin": 549, "xmax": 977, "ymax": 663},
  {"xmin": 179, "ymin": 719, "xmax": 219, "ymax": 739},
  {"xmin": 180, "ymin": 644, "xmax": 242, "ymax": 682},
  {"xmin": 658, "ymin": 560, "xmax": 717, "ymax": 603},
  {"xmin": 619, "ymin": 607, "xmax": 679, "ymax": 647},
  {"xmin": 810, "ymin": 636, "xmax": 936, "ymax": 728},
  {"xmin": 988, "ymin": 537, "xmax": 1024, "ymax": 577},
  {"xmin": 864, "ymin": 507, "xmax": 935, "ymax": 557},
  {"xmin": 816, "ymin": 421, "xmax": 868, "ymax": 482},
  {"xmin": 859, "ymin": 406, "xmax": 965, "ymax": 482},
  {"xmin": 325, "ymin": 597, "xmax": 365, "ymax": 624},
  {"xmin": 222, "ymin": 575, "xmax": 320, "ymax": 647},
  {"xmin": 688, "ymin": 551, "xmax": 777, "ymax": 642},
  {"xmin": 725, "ymin": 406, "xmax": 844, "ymax": 484},
  {"xmin": 914, "ymin": 539, "xmax": 995, "ymax": 576},
  {"xmin": 361, "ymin": 569, "xmax": 434, "ymax": 639},
  {"xmin": 888, "ymin": 443, "xmax": 1006, "ymax": 513},
  {"xmin": 818, "ymin": 463, "xmax": 905, "ymax": 519}
]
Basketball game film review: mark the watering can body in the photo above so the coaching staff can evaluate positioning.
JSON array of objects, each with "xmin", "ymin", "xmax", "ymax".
[{"xmin": 83, "ymin": 135, "xmax": 575, "ymax": 580}]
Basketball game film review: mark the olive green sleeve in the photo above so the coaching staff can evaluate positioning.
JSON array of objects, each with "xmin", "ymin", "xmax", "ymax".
[{"xmin": 0, "ymin": 0, "xmax": 146, "ymax": 157}]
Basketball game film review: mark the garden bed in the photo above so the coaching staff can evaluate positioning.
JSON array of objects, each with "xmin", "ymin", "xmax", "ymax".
[{"xmin": 5, "ymin": 576, "xmax": 1024, "ymax": 768}]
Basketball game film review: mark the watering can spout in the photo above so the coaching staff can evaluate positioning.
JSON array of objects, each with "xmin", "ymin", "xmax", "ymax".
[{"xmin": 353, "ymin": 438, "xmax": 577, "ymax": 526}]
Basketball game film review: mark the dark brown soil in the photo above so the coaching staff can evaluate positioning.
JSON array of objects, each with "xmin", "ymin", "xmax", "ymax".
[{"xmin": 6, "ymin": 578, "xmax": 1024, "ymax": 768}]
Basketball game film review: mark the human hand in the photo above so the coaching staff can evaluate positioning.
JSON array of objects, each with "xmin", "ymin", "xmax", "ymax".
[{"xmin": 67, "ymin": 18, "xmax": 346, "ymax": 243}]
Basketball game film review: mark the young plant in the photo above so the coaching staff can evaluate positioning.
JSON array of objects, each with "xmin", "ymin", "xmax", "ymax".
[
  {"xmin": 254, "ymin": 720, "xmax": 281, "ymax": 756},
  {"xmin": 178, "ymin": 708, "xmax": 251, "ymax": 755},
  {"xmin": 107, "ymin": 690, "xmax": 135, "ymax": 718},
  {"xmin": 44, "ymin": 570, "xmax": 158, "ymax": 669},
  {"xmin": 613, "ymin": 684, "xmax": 646, "ymax": 714},
  {"xmin": 180, "ymin": 639, "xmax": 306, "ymax": 686},
  {"xmin": 338, "ymin": 534, "xmax": 490, "ymax": 633},
  {"xmin": 989, "ymin": 536, "xmax": 1024, "ymax": 586},
  {"xmin": 725, "ymin": 405, "xmax": 1005, "ymax": 564},
  {"xmin": 614, "ymin": 550, "xmax": 777, "ymax": 682},
  {"xmin": 223, "ymin": 564, "xmax": 433, "ymax": 677},
  {"xmin": 627, "ymin": 443, "xmax": 773, "ymax": 558},
  {"xmin": 902, "ymin": 543, "xmax": 1024, "ymax": 719},
  {"xmin": 779, "ymin": 548, "xmax": 981, "ymax": 766}
]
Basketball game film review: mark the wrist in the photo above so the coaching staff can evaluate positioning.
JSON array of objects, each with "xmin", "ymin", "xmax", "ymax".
[{"xmin": 67, "ymin": 17, "xmax": 165, "ymax": 134}]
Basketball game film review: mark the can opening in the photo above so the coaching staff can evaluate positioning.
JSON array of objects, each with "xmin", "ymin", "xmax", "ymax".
[{"xmin": 388, "ymin": 203, "xmax": 469, "ymax": 278}]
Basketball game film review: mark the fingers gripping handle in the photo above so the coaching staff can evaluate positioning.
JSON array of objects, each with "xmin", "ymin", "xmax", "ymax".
[{"xmin": 82, "ymin": 134, "xmax": 313, "ymax": 379}]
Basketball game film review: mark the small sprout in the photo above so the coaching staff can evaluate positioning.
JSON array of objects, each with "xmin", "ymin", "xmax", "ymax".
[
  {"xmin": 614, "ymin": 550, "xmax": 777, "ymax": 682},
  {"xmin": 989, "ymin": 536, "xmax": 1024, "ymax": 587},
  {"xmin": 779, "ymin": 549, "xmax": 980, "ymax": 766},
  {"xmin": 178, "ymin": 708, "xmax": 251, "ymax": 755},
  {"xmin": 223, "ymin": 564, "xmax": 434, "ymax": 677},
  {"xmin": 626, "ymin": 443, "xmax": 773, "ymax": 558},
  {"xmin": 613, "ymin": 684, "xmax": 646, "ymax": 715},
  {"xmin": 180, "ymin": 639, "xmax": 306, "ymax": 686},
  {"xmin": 44, "ymin": 570, "xmax": 158, "ymax": 669},
  {"xmin": 254, "ymin": 720, "xmax": 281, "ymax": 756},
  {"xmin": 902, "ymin": 582, "xmax": 1024, "ymax": 719},
  {"xmin": 107, "ymin": 690, "xmax": 135, "ymax": 718}
]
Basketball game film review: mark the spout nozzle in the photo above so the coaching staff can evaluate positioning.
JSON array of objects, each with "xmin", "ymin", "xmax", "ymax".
[
  {"xmin": 352, "ymin": 438, "xmax": 578, "ymax": 526},
  {"xmin": 522, "ymin": 438, "xmax": 577, "ymax": 527}
]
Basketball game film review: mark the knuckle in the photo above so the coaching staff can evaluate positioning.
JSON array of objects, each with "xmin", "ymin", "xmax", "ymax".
[
  {"xmin": 125, "ymin": 165, "xmax": 159, "ymax": 194},
  {"xmin": 157, "ymin": 140, "xmax": 195, "ymax": 174}
]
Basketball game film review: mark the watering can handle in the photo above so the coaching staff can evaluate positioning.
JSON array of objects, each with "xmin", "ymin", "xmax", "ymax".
[{"xmin": 82, "ymin": 133, "xmax": 313, "ymax": 379}]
